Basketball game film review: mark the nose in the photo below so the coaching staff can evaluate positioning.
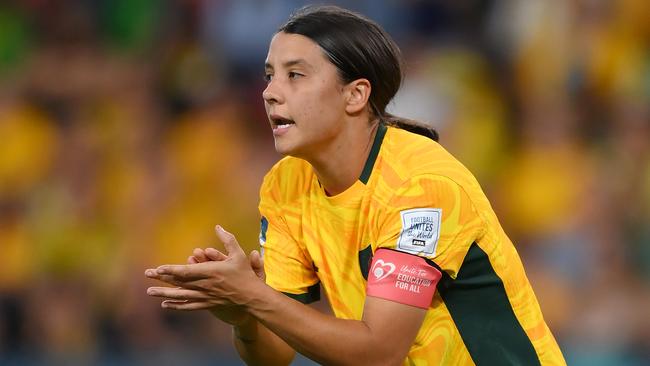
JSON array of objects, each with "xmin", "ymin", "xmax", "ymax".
[{"xmin": 262, "ymin": 79, "xmax": 283, "ymax": 105}]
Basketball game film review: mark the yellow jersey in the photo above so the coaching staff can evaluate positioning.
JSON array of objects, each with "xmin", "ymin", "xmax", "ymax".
[{"xmin": 259, "ymin": 124, "xmax": 565, "ymax": 365}]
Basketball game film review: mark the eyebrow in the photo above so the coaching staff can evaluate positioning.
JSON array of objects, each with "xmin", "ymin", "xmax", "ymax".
[{"xmin": 265, "ymin": 58, "xmax": 311, "ymax": 70}]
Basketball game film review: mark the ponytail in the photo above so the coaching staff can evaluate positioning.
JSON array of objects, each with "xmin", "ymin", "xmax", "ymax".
[{"xmin": 381, "ymin": 113, "xmax": 439, "ymax": 142}]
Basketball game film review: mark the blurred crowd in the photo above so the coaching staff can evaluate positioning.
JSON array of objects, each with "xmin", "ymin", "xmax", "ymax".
[{"xmin": 0, "ymin": 0, "xmax": 648, "ymax": 365}]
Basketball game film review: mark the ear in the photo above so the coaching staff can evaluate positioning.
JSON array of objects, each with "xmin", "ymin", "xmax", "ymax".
[{"xmin": 344, "ymin": 78, "xmax": 371, "ymax": 115}]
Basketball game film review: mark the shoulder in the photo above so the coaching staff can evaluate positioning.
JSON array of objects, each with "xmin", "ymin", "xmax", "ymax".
[
  {"xmin": 260, "ymin": 156, "xmax": 312, "ymax": 205},
  {"xmin": 379, "ymin": 127, "xmax": 478, "ymax": 193}
]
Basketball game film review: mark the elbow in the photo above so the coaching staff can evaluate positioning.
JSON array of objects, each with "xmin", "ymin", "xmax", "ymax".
[
  {"xmin": 324, "ymin": 344, "xmax": 405, "ymax": 366},
  {"xmin": 349, "ymin": 327, "xmax": 408, "ymax": 366},
  {"xmin": 372, "ymin": 355, "xmax": 407, "ymax": 366},
  {"xmin": 338, "ymin": 355, "xmax": 403, "ymax": 366},
  {"xmin": 346, "ymin": 342, "xmax": 407, "ymax": 366}
]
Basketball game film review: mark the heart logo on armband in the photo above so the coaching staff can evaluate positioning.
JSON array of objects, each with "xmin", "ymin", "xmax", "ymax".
[{"xmin": 371, "ymin": 259, "xmax": 396, "ymax": 281}]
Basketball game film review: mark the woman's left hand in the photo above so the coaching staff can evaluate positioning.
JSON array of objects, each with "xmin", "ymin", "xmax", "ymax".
[{"xmin": 145, "ymin": 225, "xmax": 266, "ymax": 313}]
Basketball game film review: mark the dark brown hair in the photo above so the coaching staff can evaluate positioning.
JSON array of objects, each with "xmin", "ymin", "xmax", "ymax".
[{"xmin": 278, "ymin": 5, "xmax": 438, "ymax": 141}]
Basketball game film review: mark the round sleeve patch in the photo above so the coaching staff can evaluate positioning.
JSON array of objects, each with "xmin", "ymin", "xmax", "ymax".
[{"xmin": 366, "ymin": 248, "xmax": 442, "ymax": 309}]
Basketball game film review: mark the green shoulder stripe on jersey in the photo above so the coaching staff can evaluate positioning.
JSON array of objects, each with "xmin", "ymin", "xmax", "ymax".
[
  {"xmin": 359, "ymin": 123, "xmax": 387, "ymax": 184},
  {"xmin": 358, "ymin": 244, "xmax": 373, "ymax": 280},
  {"xmin": 437, "ymin": 243, "xmax": 540, "ymax": 366},
  {"xmin": 282, "ymin": 282, "xmax": 320, "ymax": 304}
]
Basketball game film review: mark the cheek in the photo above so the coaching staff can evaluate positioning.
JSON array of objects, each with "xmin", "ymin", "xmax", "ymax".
[
  {"xmin": 287, "ymin": 75, "xmax": 345, "ymax": 129},
  {"xmin": 302, "ymin": 81, "xmax": 344, "ymax": 120},
  {"xmin": 297, "ymin": 98, "xmax": 339, "ymax": 131}
]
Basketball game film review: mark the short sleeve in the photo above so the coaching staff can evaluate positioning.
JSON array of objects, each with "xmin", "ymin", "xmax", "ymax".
[
  {"xmin": 259, "ymin": 176, "xmax": 320, "ymax": 304},
  {"xmin": 375, "ymin": 174, "xmax": 485, "ymax": 279}
]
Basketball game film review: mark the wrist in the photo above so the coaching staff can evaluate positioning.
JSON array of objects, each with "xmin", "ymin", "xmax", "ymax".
[{"xmin": 242, "ymin": 280, "xmax": 276, "ymax": 316}]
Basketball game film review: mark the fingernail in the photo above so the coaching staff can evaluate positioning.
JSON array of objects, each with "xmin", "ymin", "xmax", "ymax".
[
  {"xmin": 147, "ymin": 288, "xmax": 155, "ymax": 295},
  {"xmin": 215, "ymin": 225, "xmax": 223, "ymax": 232},
  {"xmin": 145, "ymin": 269, "xmax": 155, "ymax": 277},
  {"xmin": 156, "ymin": 267, "xmax": 167, "ymax": 274}
]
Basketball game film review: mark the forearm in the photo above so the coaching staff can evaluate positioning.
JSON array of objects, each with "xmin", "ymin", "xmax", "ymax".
[
  {"xmin": 246, "ymin": 285, "xmax": 394, "ymax": 366},
  {"xmin": 233, "ymin": 317, "xmax": 295, "ymax": 366}
]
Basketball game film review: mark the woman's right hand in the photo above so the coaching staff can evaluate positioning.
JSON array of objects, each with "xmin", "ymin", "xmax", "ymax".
[{"xmin": 187, "ymin": 247, "xmax": 265, "ymax": 326}]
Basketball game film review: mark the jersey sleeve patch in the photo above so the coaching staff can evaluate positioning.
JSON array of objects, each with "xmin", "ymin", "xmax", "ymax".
[
  {"xmin": 259, "ymin": 216, "xmax": 269, "ymax": 243},
  {"xmin": 397, "ymin": 208, "xmax": 441, "ymax": 255},
  {"xmin": 366, "ymin": 248, "xmax": 442, "ymax": 309},
  {"xmin": 259, "ymin": 216, "xmax": 269, "ymax": 255}
]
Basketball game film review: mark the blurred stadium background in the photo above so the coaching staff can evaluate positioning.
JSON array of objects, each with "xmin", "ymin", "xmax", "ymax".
[{"xmin": 0, "ymin": 0, "xmax": 648, "ymax": 365}]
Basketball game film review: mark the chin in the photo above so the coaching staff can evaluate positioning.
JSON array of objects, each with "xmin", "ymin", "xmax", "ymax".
[
  {"xmin": 273, "ymin": 140, "xmax": 296, "ymax": 156},
  {"xmin": 274, "ymin": 139, "xmax": 308, "ymax": 158}
]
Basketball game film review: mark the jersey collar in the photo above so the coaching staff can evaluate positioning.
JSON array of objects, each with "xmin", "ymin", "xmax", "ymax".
[{"xmin": 359, "ymin": 123, "xmax": 387, "ymax": 184}]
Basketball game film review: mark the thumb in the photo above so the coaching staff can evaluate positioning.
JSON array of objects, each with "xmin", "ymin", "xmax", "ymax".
[
  {"xmin": 215, "ymin": 225, "xmax": 245, "ymax": 257},
  {"xmin": 250, "ymin": 250, "xmax": 265, "ymax": 281}
]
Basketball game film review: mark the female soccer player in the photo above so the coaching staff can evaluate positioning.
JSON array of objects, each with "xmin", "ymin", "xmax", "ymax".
[{"xmin": 146, "ymin": 6, "xmax": 566, "ymax": 365}]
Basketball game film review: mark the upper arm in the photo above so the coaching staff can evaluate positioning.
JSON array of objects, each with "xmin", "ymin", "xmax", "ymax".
[
  {"xmin": 375, "ymin": 174, "xmax": 485, "ymax": 278},
  {"xmin": 259, "ymin": 214, "xmax": 320, "ymax": 303},
  {"xmin": 362, "ymin": 296, "xmax": 428, "ymax": 365},
  {"xmin": 359, "ymin": 175, "xmax": 484, "ymax": 363},
  {"xmin": 362, "ymin": 247, "xmax": 442, "ymax": 365},
  {"xmin": 259, "ymin": 175, "xmax": 320, "ymax": 303}
]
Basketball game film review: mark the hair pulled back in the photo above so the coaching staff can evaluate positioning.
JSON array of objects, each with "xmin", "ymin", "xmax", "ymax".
[{"xmin": 278, "ymin": 5, "xmax": 438, "ymax": 141}]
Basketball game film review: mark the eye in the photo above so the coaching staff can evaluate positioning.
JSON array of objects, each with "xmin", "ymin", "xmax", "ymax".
[
  {"xmin": 263, "ymin": 73, "xmax": 273, "ymax": 82},
  {"xmin": 288, "ymin": 71, "xmax": 303, "ymax": 80}
]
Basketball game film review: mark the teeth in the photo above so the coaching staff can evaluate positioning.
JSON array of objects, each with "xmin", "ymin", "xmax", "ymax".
[{"xmin": 276, "ymin": 124, "xmax": 292, "ymax": 129}]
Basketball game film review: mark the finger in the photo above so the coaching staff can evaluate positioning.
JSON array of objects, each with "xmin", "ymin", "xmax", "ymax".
[
  {"xmin": 193, "ymin": 248, "xmax": 208, "ymax": 262},
  {"xmin": 146, "ymin": 269, "xmax": 177, "ymax": 281},
  {"xmin": 215, "ymin": 225, "xmax": 245, "ymax": 257},
  {"xmin": 205, "ymin": 247, "xmax": 228, "ymax": 261},
  {"xmin": 249, "ymin": 250, "xmax": 265, "ymax": 281},
  {"xmin": 250, "ymin": 250, "xmax": 264, "ymax": 269},
  {"xmin": 147, "ymin": 286, "xmax": 212, "ymax": 300},
  {"xmin": 155, "ymin": 261, "xmax": 219, "ymax": 280},
  {"xmin": 146, "ymin": 269, "xmax": 210, "ymax": 288},
  {"xmin": 188, "ymin": 256, "xmax": 198, "ymax": 264},
  {"xmin": 162, "ymin": 300, "xmax": 217, "ymax": 311},
  {"xmin": 147, "ymin": 273, "xmax": 214, "ymax": 291}
]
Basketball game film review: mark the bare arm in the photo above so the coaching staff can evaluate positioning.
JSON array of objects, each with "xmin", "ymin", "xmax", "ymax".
[
  {"xmin": 248, "ymin": 287, "xmax": 425, "ymax": 366},
  {"xmin": 232, "ymin": 316, "xmax": 296, "ymax": 366},
  {"xmin": 159, "ymin": 247, "xmax": 297, "ymax": 366},
  {"xmin": 146, "ymin": 226, "xmax": 426, "ymax": 366}
]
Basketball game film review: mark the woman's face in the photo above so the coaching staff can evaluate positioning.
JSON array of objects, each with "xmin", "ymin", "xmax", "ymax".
[{"xmin": 263, "ymin": 32, "xmax": 348, "ymax": 158}]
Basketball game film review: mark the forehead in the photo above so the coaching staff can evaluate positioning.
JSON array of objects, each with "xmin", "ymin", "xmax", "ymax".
[{"xmin": 265, "ymin": 32, "xmax": 328, "ymax": 68}]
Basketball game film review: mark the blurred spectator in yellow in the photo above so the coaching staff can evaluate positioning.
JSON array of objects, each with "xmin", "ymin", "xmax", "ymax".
[
  {"xmin": 0, "ymin": 96, "xmax": 58, "ymax": 290},
  {"xmin": 0, "ymin": 0, "xmax": 648, "ymax": 364}
]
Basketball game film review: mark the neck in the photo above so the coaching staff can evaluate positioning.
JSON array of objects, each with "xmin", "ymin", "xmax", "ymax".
[{"xmin": 307, "ymin": 120, "xmax": 379, "ymax": 196}]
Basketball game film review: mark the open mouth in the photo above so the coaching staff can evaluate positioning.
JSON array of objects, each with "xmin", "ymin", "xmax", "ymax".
[{"xmin": 271, "ymin": 116, "xmax": 296, "ymax": 130}]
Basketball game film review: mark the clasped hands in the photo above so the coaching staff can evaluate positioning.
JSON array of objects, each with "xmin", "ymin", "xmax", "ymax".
[{"xmin": 145, "ymin": 225, "xmax": 265, "ymax": 325}]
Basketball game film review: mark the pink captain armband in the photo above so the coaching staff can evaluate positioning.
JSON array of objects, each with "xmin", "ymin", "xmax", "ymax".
[{"xmin": 366, "ymin": 248, "xmax": 442, "ymax": 309}]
